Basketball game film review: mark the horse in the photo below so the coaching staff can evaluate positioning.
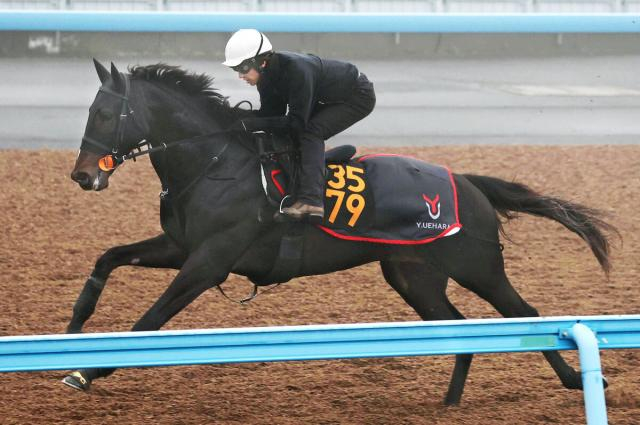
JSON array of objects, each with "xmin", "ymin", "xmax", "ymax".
[{"xmin": 66, "ymin": 60, "xmax": 616, "ymax": 405}]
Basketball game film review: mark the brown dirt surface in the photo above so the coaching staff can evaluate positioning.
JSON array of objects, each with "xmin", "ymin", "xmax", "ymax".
[{"xmin": 0, "ymin": 145, "xmax": 638, "ymax": 425}]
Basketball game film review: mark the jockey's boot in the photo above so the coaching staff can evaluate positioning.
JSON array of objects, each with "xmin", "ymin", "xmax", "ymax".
[{"xmin": 281, "ymin": 201, "xmax": 324, "ymax": 224}]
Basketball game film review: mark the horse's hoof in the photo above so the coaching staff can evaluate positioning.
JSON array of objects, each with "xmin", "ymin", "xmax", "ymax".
[{"xmin": 61, "ymin": 371, "xmax": 91, "ymax": 391}]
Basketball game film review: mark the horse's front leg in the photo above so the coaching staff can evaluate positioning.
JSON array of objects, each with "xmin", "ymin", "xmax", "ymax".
[
  {"xmin": 66, "ymin": 233, "xmax": 187, "ymax": 333},
  {"xmin": 63, "ymin": 229, "xmax": 253, "ymax": 391}
]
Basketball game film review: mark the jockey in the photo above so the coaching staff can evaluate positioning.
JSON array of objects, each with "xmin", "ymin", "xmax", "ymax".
[{"xmin": 223, "ymin": 29, "xmax": 376, "ymax": 223}]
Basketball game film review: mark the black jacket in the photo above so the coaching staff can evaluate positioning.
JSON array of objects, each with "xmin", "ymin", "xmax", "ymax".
[{"xmin": 246, "ymin": 52, "xmax": 359, "ymax": 136}]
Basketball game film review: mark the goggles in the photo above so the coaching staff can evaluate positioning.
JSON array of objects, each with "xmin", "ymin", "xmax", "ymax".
[{"xmin": 231, "ymin": 59, "xmax": 256, "ymax": 74}]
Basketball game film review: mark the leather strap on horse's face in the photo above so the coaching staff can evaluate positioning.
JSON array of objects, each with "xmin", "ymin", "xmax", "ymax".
[{"xmin": 80, "ymin": 73, "xmax": 137, "ymax": 171}]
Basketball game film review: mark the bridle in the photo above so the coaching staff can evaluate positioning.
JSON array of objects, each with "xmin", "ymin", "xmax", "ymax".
[
  {"xmin": 80, "ymin": 72, "xmax": 243, "ymax": 174},
  {"xmin": 80, "ymin": 72, "xmax": 135, "ymax": 161}
]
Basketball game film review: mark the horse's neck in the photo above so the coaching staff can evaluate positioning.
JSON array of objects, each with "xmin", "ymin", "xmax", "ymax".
[
  {"xmin": 136, "ymin": 81, "xmax": 254, "ymax": 194},
  {"xmin": 140, "ymin": 82, "xmax": 219, "ymax": 142}
]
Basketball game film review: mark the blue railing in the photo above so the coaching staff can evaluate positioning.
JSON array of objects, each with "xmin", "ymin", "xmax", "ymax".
[
  {"xmin": 2, "ymin": 315, "xmax": 640, "ymax": 424},
  {"xmin": 1, "ymin": 12, "xmax": 640, "ymax": 32},
  {"xmin": 1, "ymin": 0, "xmax": 635, "ymax": 14}
]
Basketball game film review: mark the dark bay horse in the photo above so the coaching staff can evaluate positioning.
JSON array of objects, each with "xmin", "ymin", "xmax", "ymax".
[{"xmin": 66, "ymin": 60, "xmax": 616, "ymax": 404}]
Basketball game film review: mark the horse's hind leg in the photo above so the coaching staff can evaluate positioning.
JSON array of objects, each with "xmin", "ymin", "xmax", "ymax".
[
  {"xmin": 66, "ymin": 233, "xmax": 186, "ymax": 333},
  {"xmin": 380, "ymin": 261, "xmax": 473, "ymax": 405},
  {"xmin": 439, "ymin": 243, "xmax": 584, "ymax": 391},
  {"xmin": 474, "ymin": 274, "xmax": 582, "ymax": 389}
]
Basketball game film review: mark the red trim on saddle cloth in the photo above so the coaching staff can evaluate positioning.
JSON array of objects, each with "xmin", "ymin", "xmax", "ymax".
[
  {"xmin": 317, "ymin": 153, "xmax": 462, "ymax": 245},
  {"xmin": 271, "ymin": 169, "xmax": 286, "ymax": 196},
  {"xmin": 448, "ymin": 164, "xmax": 461, "ymax": 224},
  {"xmin": 317, "ymin": 224, "xmax": 462, "ymax": 245}
]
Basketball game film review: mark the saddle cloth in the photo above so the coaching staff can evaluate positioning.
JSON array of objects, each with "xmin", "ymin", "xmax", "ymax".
[{"xmin": 268, "ymin": 151, "xmax": 462, "ymax": 245}]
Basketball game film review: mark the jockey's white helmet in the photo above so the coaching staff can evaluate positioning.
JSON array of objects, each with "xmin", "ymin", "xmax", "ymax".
[{"xmin": 223, "ymin": 29, "xmax": 273, "ymax": 67}]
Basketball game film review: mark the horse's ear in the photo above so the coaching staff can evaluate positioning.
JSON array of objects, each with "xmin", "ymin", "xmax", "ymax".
[
  {"xmin": 110, "ymin": 62, "xmax": 124, "ymax": 91},
  {"xmin": 93, "ymin": 58, "xmax": 110, "ymax": 84}
]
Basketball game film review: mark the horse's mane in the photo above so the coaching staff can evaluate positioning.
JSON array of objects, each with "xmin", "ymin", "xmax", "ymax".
[{"xmin": 128, "ymin": 63, "xmax": 252, "ymax": 125}]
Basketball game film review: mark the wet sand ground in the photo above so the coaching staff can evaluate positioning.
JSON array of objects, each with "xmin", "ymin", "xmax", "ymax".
[{"xmin": 0, "ymin": 145, "xmax": 638, "ymax": 424}]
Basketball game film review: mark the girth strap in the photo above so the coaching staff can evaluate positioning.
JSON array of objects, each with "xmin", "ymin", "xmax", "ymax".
[
  {"xmin": 215, "ymin": 223, "xmax": 305, "ymax": 305},
  {"xmin": 215, "ymin": 282, "xmax": 281, "ymax": 305},
  {"xmin": 255, "ymin": 222, "xmax": 305, "ymax": 285}
]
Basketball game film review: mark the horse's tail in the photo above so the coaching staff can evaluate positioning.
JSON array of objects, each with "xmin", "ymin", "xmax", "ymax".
[{"xmin": 463, "ymin": 174, "xmax": 618, "ymax": 275}]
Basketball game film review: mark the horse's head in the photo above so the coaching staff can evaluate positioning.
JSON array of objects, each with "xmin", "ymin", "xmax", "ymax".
[{"xmin": 70, "ymin": 59, "xmax": 148, "ymax": 191}]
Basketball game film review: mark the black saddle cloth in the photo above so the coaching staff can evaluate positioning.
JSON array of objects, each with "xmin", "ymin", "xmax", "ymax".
[
  {"xmin": 317, "ymin": 153, "xmax": 461, "ymax": 244},
  {"xmin": 257, "ymin": 133, "xmax": 462, "ymax": 244}
]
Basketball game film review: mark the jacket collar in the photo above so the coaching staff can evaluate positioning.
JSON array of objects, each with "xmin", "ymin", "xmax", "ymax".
[{"xmin": 260, "ymin": 53, "xmax": 281, "ymax": 85}]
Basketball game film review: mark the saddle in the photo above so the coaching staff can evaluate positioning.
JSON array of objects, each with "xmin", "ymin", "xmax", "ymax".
[{"xmin": 254, "ymin": 132, "xmax": 356, "ymax": 208}]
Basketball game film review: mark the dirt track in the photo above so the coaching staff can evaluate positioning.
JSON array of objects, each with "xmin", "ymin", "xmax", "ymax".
[{"xmin": 0, "ymin": 145, "xmax": 638, "ymax": 424}]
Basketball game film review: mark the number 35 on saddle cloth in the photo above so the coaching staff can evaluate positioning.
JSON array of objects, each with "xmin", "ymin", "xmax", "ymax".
[{"xmin": 317, "ymin": 154, "xmax": 461, "ymax": 244}]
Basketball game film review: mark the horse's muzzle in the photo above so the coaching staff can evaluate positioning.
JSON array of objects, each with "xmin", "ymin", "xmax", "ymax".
[
  {"xmin": 70, "ymin": 170, "xmax": 93, "ymax": 190},
  {"xmin": 71, "ymin": 150, "xmax": 111, "ymax": 191},
  {"xmin": 71, "ymin": 169, "xmax": 110, "ymax": 191}
]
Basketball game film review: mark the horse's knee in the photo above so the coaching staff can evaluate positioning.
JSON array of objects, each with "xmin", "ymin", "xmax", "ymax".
[{"xmin": 93, "ymin": 248, "xmax": 120, "ymax": 277}]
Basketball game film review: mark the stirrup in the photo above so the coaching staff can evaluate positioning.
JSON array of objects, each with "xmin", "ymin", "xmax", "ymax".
[{"xmin": 278, "ymin": 195, "xmax": 293, "ymax": 215}]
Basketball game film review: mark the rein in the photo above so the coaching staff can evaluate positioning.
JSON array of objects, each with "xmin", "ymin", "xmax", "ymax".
[
  {"xmin": 100, "ymin": 129, "xmax": 236, "ymax": 171},
  {"xmin": 159, "ymin": 138, "xmax": 231, "ymax": 202}
]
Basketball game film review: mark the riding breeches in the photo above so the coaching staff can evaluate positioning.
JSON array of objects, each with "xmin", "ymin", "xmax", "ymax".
[{"xmin": 298, "ymin": 73, "xmax": 376, "ymax": 206}]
